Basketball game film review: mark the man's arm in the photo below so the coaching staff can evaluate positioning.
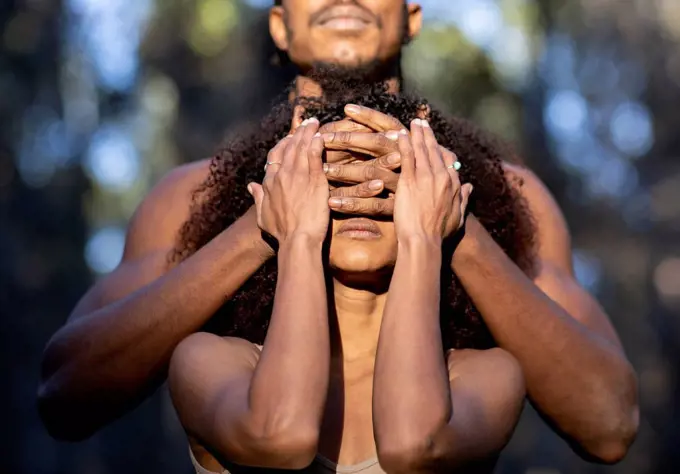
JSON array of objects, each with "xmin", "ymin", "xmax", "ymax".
[
  {"xmin": 169, "ymin": 233, "xmax": 329, "ymax": 470},
  {"xmin": 451, "ymin": 164, "xmax": 639, "ymax": 463},
  {"xmin": 37, "ymin": 160, "xmax": 272, "ymax": 441},
  {"xmin": 373, "ymin": 239, "xmax": 525, "ymax": 474}
]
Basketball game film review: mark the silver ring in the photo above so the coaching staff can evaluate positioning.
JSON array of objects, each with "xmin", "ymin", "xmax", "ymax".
[
  {"xmin": 447, "ymin": 162, "xmax": 462, "ymax": 171},
  {"xmin": 264, "ymin": 161, "xmax": 281, "ymax": 171}
]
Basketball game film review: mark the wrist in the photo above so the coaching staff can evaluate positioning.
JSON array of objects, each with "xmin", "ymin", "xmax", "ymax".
[
  {"xmin": 397, "ymin": 233, "xmax": 442, "ymax": 252},
  {"xmin": 278, "ymin": 233, "xmax": 324, "ymax": 255},
  {"xmin": 450, "ymin": 215, "xmax": 483, "ymax": 269},
  {"xmin": 236, "ymin": 206, "xmax": 275, "ymax": 262},
  {"xmin": 397, "ymin": 234, "xmax": 442, "ymax": 261}
]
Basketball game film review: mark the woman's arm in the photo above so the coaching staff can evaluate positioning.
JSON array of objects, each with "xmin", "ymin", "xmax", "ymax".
[
  {"xmin": 374, "ymin": 120, "xmax": 523, "ymax": 473},
  {"xmin": 373, "ymin": 240, "xmax": 524, "ymax": 474},
  {"xmin": 169, "ymin": 236, "xmax": 329, "ymax": 469},
  {"xmin": 170, "ymin": 118, "xmax": 331, "ymax": 469}
]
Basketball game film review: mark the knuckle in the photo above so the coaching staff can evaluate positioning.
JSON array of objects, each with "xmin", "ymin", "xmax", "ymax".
[
  {"xmin": 363, "ymin": 166, "xmax": 378, "ymax": 180},
  {"xmin": 372, "ymin": 200, "xmax": 384, "ymax": 213},
  {"xmin": 342, "ymin": 199, "xmax": 357, "ymax": 211},
  {"xmin": 375, "ymin": 135, "xmax": 390, "ymax": 149}
]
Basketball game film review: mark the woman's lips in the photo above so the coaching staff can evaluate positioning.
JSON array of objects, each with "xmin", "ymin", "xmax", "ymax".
[{"xmin": 335, "ymin": 218, "xmax": 382, "ymax": 239}]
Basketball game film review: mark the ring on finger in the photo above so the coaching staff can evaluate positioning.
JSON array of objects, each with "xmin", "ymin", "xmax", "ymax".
[
  {"xmin": 264, "ymin": 161, "xmax": 282, "ymax": 171},
  {"xmin": 447, "ymin": 162, "xmax": 462, "ymax": 171}
]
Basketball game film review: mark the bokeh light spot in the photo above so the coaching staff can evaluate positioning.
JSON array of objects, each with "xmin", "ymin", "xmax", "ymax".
[
  {"xmin": 609, "ymin": 101, "xmax": 654, "ymax": 158},
  {"xmin": 85, "ymin": 226, "xmax": 126, "ymax": 274},
  {"xmin": 85, "ymin": 126, "xmax": 140, "ymax": 192}
]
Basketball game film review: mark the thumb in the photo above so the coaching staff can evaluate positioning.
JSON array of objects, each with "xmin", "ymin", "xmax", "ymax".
[
  {"xmin": 459, "ymin": 183, "xmax": 473, "ymax": 225},
  {"xmin": 247, "ymin": 182, "xmax": 264, "ymax": 217}
]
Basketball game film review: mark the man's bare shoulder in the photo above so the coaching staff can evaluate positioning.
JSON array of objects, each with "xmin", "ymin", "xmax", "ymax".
[
  {"xmin": 123, "ymin": 158, "xmax": 213, "ymax": 259},
  {"xmin": 501, "ymin": 161, "xmax": 572, "ymax": 270}
]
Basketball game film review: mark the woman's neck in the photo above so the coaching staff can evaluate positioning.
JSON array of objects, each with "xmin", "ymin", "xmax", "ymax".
[{"xmin": 329, "ymin": 278, "xmax": 386, "ymax": 366}]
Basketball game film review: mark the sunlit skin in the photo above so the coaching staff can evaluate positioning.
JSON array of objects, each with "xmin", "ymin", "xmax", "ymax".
[
  {"xmin": 38, "ymin": 0, "xmax": 638, "ymax": 470},
  {"xmin": 270, "ymin": 0, "xmax": 422, "ymax": 95},
  {"xmin": 270, "ymin": 0, "xmax": 421, "ymax": 70}
]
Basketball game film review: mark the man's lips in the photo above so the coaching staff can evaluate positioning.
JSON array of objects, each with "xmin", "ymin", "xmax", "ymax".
[
  {"xmin": 314, "ymin": 5, "xmax": 373, "ymax": 29},
  {"xmin": 336, "ymin": 218, "xmax": 382, "ymax": 238}
]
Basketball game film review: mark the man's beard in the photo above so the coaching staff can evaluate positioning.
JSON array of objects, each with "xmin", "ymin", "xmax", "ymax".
[
  {"xmin": 301, "ymin": 59, "xmax": 401, "ymax": 101},
  {"xmin": 279, "ymin": 2, "xmax": 409, "ymax": 85}
]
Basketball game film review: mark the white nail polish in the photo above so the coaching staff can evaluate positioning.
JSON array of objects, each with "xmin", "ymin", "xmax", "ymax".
[{"xmin": 422, "ymin": 120, "xmax": 430, "ymax": 128}]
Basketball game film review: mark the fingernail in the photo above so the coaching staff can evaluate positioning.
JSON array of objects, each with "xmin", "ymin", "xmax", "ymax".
[
  {"xmin": 345, "ymin": 104, "xmax": 360, "ymax": 114},
  {"xmin": 322, "ymin": 163, "xmax": 329, "ymax": 173},
  {"xmin": 385, "ymin": 131, "xmax": 400, "ymax": 141},
  {"xmin": 422, "ymin": 120, "xmax": 430, "ymax": 128},
  {"xmin": 387, "ymin": 153, "xmax": 401, "ymax": 165},
  {"xmin": 413, "ymin": 119, "xmax": 422, "ymax": 127},
  {"xmin": 301, "ymin": 119, "xmax": 309, "ymax": 126},
  {"xmin": 247, "ymin": 184, "xmax": 253, "ymax": 194},
  {"xmin": 314, "ymin": 133, "xmax": 321, "ymax": 137},
  {"xmin": 308, "ymin": 117, "xmax": 319, "ymax": 124},
  {"xmin": 399, "ymin": 129, "xmax": 408, "ymax": 135},
  {"xmin": 369, "ymin": 180, "xmax": 383, "ymax": 190},
  {"xmin": 329, "ymin": 198, "xmax": 343, "ymax": 207}
]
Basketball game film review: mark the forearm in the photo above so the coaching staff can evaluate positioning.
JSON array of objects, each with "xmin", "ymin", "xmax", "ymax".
[
  {"xmin": 452, "ymin": 217, "xmax": 637, "ymax": 458},
  {"xmin": 248, "ymin": 235, "xmax": 330, "ymax": 438},
  {"xmin": 39, "ymin": 218, "xmax": 268, "ymax": 436},
  {"xmin": 374, "ymin": 238, "xmax": 452, "ymax": 459}
]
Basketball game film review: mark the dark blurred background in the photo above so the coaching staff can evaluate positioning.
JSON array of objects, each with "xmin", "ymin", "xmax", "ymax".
[{"xmin": 1, "ymin": 0, "xmax": 679, "ymax": 473}]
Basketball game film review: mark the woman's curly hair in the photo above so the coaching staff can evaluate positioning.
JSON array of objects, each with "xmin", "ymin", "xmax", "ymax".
[{"xmin": 172, "ymin": 78, "xmax": 537, "ymax": 350}]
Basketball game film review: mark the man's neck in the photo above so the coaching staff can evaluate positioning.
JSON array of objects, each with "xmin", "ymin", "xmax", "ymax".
[{"xmin": 291, "ymin": 74, "xmax": 401, "ymax": 101}]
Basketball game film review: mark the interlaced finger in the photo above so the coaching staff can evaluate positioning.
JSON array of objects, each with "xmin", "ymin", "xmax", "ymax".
[
  {"xmin": 328, "ymin": 196, "xmax": 395, "ymax": 216},
  {"xmin": 322, "ymin": 131, "xmax": 397, "ymax": 157},
  {"xmin": 330, "ymin": 180, "xmax": 384, "ymax": 198},
  {"xmin": 324, "ymin": 162, "xmax": 398, "ymax": 192},
  {"xmin": 344, "ymin": 104, "xmax": 407, "ymax": 132}
]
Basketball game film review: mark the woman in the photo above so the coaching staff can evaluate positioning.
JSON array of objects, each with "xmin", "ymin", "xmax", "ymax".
[{"xmin": 169, "ymin": 84, "xmax": 536, "ymax": 473}]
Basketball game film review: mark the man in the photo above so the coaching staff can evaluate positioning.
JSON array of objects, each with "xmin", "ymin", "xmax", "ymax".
[{"xmin": 38, "ymin": 0, "xmax": 638, "ymax": 465}]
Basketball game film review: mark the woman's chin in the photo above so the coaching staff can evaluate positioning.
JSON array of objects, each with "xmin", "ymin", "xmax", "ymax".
[{"xmin": 328, "ymin": 246, "xmax": 395, "ymax": 274}]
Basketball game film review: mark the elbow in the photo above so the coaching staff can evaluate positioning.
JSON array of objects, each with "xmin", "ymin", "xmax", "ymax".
[
  {"xmin": 582, "ymin": 405, "xmax": 639, "ymax": 464},
  {"xmin": 237, "ymin": 424, "xmax": 320, "ymax": 470},
  {"xmin": 37, "ymin": 381, "xmax": 95, "ymax": 442},
  {"xmin": 376, "ymin": 431, "xmax": 446, "ymax": 474},
  {"xmin": 580, "ymin": 364, "xmax": 640, "ymax": 464}
]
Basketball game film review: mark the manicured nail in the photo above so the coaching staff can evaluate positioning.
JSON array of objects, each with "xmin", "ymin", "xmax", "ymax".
[
  {"xmin": 399, "ymin": 128, "xmax": 408, "ymax": 135},
  {"xmin": 345, "ymin": 104, "xmax": 361, "ymax": 114},
  {"xmin": 413, "ymin": 119, "xmax": 422, "ymax": 127},
  {"xmin": 369, "ymin": 180, "xmax": 383, "ymax": 190},
  {"xmin": 308, "ymin": 117, "xmax": 319, "ymax": 124},
  {"xmin": 329, "ymin": 197, "xmax": 343, "ymax": 207},
  {"xmin": 314, "ymin": 132, "xmax": 321, "ymax": 137},
  {"xmin": 385, "ymin": 131, "xmax": 400, "ymax": 141},
  {"xmin": 301, "ymin": 119, "xmax": 309, "ymax": 126},
  {"xmin": 247, "ymin": 184, "xmax": 253, "ymax": 194},
  {"xmin": 322, "ymin": 163, "xmax": 329, "ymax": 173},
  {"xmin": 422, "ymin": 120, "xmax": 430, "ymax": 128}
]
